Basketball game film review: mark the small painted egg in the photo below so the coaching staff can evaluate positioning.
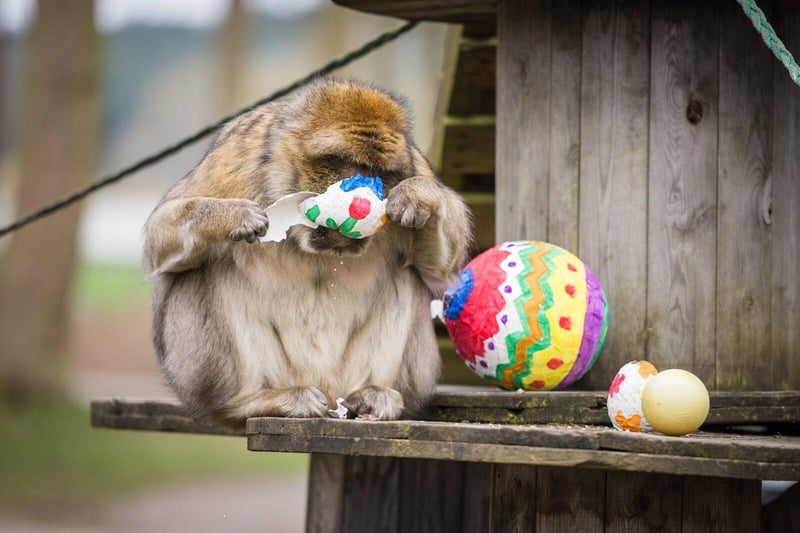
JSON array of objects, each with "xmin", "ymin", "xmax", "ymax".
[
  {"xmin": 607, "ymin": 361, "xmax": 658, "ymax": 432},
  {"xmin": 299, "ymin": 174, "xmax": 387, "ymax": 239},
  {"xmin": 641, "ymin": 369, "xmax": 710, "ymax": 436}
]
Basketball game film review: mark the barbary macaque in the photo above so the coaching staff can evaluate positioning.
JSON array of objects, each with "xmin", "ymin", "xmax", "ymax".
[{"xmin": 143, "ymin": 78, "xmax": 472, "ymax": 429}]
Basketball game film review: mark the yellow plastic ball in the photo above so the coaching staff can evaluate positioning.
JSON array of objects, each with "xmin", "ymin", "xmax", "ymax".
[{"xmin": 641, "ymin": 369, "xmax": 709, "ymax": 436}]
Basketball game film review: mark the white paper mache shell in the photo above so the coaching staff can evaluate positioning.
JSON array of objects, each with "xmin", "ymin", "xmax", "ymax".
[{"xmin": 607, "ymin": 361, "xmax": 658, "ymax": 432}]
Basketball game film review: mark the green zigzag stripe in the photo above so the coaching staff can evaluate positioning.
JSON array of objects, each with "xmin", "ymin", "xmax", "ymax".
[{"xmin": 488, "ymin": 242, "xmax": 559, "ymax": 389}]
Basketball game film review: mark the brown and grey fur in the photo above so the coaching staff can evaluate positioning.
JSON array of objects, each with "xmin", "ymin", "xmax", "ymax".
[{"xmin": 143, "ymin": 78, "xmax": 472, "ymax": 429}]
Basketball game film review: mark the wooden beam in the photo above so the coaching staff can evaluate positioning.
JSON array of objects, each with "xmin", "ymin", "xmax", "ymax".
[{"xmin": 331, "ymin": 0, "xmax": 497, "ymax": 23}]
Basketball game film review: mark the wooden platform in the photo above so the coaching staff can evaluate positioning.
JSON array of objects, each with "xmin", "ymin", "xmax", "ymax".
[
  {"xmin": 92, "ymin": 389, "xmax": 800, "ymax": 531},
  {"xmin": 91, "ymin": 388, "xmax": 800, "ymax": 482}
]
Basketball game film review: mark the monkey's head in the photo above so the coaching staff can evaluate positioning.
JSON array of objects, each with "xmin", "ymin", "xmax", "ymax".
[{"xmin": 284, "ymin": 80, "xmax": 415, "ymax": 256}]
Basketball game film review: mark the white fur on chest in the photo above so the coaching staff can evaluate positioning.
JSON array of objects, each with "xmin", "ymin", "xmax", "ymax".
[{"xmin": 221, "ymin": 243, "xmax": 418, "ymax": 400}]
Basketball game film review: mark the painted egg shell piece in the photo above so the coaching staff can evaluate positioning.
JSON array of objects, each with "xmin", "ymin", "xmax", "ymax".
[
  {"xmin": 299, "ymin": 174, "xmax": 388, "ymax": 239},
  {"xmin": 607, "ymin": 360, "xmax": 659, "ymax": 432},
  {"xmin": 442, "ymin": 240, "xmax": 608, "ymax": 390}
]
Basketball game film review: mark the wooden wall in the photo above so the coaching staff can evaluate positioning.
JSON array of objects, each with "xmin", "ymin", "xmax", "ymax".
[{"xmin": 477, "ymin": 0, "xmax": 799, "ymax": 390}]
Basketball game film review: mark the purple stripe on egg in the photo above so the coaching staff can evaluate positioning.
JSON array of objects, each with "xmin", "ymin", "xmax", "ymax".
[{"xmin": 556, "ymin": 264, "xmax": 606, "ymax": 389}]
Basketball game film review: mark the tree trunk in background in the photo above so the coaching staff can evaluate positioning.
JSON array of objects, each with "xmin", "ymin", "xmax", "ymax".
[
  {"xmin": 219, "ymin": 0, "xmax": 246, "ymax": 112},
  {"xmin": 0, "ymin": 0, "xmax": 99, "ymax": 405}
]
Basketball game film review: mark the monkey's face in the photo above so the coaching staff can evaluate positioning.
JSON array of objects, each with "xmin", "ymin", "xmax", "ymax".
[{"xmin": 287, "ymin": 83, "xmax": 414, "ymax": 256}]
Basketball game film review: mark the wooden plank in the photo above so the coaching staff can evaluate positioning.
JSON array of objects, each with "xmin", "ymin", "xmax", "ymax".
[
  {"xmin": 490, "ymin": 464, "xmax": 536, "ymax": 533},
  {"xmin": 247, "ymin": 434, "xmax": 800, "ymax": 480},
  {"xmin": 599, "ymin": 428, "xmax": 800, "ymax": 464},
  {"xmin": 448, "ymin": 42, "xmax": 497, "ymax": 116},
  {"xmin": 339, "ymin": 456, "xmax": 400, "ymax": 533},
  {"xmin": 681, "ymin": 476, "xmax": 761, "ymax": 532},
  {"xmin": 646, "ymin": 0, "xmax": 719, "ymax": 381},
  {"xmin": 578, "ymin": 0, "xmax": 651, "ymax": 387},
  {"xmin": 547, "ymin": 0, "xmax": 582, "ymax": 252},
  {"xmin": 306, "ymin": 454, "xmax": 345, "ymax": 533},
  {"xmin": 716, "ymin": 0, "xmax": 775, "ymax": 389},
  {"xmin": 427, "ymin": 25, "xmax": 463, "ymax": 171},
  {"xmin": 425, "ymin": 406, "xmax": 610, "ymax": 425},
  {"xmin": 536, "ymin": 467, "xmax": 605, "ymax": 531},
  {"xmin": 408, "ymin": 421, "xmax": 601, "ymax": 449},
  {"xmin": 770, "ymin": 0, "xmax": 800, "ymax": 389},
  {"xmin": 496, "ymin": 0, "xmax": 550, "ymax": 242},
  {"xmin": 462, "ymin": 463, "xmax": 492, "ymax": 533},
  {"xmin": 439, "ymin": 121, "xmax": 495, "ymax": 189},
  {"xmin": 398, "ymin": 459, "xmax": 465, "ymax": 532},
  {"xmin": 431, "ymin": 387, "xmax": 607, "ymax": 407},
  {"xmin": 605, "ymin": 471, "xmax": 682, "ymax": 532},
  {"xmin": 90, "ymin": 398, "xmax": 241, "ymax": 436},
  {"xmin": 332, "ymin": 0, "xmax": 497, "ymax": 23}
]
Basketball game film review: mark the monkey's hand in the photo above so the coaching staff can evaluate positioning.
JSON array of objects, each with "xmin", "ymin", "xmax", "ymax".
[
  {"xmin": 385, "ymin": 176, "xmax": 472, "ymax": 291},
  {"xmin": 144, "ymin": 197, "xmax": 267, "ymax": 275},
  {"xmin": 223, "ymin": 199, "xmax": 268, "ymax": 243},
  {"xmin": 385, "ymin": 176, "xmax": 441, "ymax": 229}
]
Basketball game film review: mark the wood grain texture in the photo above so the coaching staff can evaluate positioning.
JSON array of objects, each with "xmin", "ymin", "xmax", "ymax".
[
  {"xmin": 547, "ymin": 0, "xmax": 582, "ymax": 252},
  {"xmin": 716, "ymin": 0, "xmax": 775, "ymax": 389},
  {"xmin": 681, "ymin": 476, "xmax": 761, "ymax": 533},
  {"xmin": 605, "ymin": 471, "xmax": 682, "ymax": 533},
  {"xmin": 448, "ymin": 42, "xmax": 497, "ymax": 116},
  {"xmin": 490, "ymin": 464, "xmax": 536, "ymax": 533},
  {"xmin": 248, "ymin": 433, "xmax": 800, "ymax": 480},
  {"xmin": 770, "ymin": 0, "xmax": 800, "ymax": 389},
  {"xmin": 306, "ymin": 454, "xmax": 345, "ymax": 533},
  {"xmin": 646, "ymin": 0, "xmax": 719, "ymax": 381},
  {"xmin": 536, "ymin": 467, "xmax": 605, "ymax": 532},
  {"xmin": 398, "ymin": 459, "xmax": 465, "ymax": 532},
  {"xmin": 462, "ymin": 463, "xmax": 492, "ymax": 533},
  {"xmin": 578, "ymin": 0, "xmax": 650, "ymax": 387},
  {"xmin": 496, "ymin": 0, "xmax": 550, "ymax": 243},
  {"xmin": 339, "ymin": 456, "xmax": 400, "ymax": 533}
]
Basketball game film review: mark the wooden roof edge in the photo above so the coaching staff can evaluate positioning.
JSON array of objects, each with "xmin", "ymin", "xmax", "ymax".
[{"xmin": 332, "ymin": 0, "xmax": 497, "ymax": 24}]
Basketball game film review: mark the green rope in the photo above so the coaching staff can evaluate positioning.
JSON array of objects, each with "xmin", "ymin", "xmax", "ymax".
[{"xmin": 736, "ymin": 0, "xmax": 800, "ymax": 87}]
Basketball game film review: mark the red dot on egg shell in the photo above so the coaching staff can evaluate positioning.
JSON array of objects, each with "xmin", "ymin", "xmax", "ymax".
[
  {"xmin": 559, "ymin": 316, "xmax": 572, "ymax": 330},
  {"xmin": 531, "ymin": 380, "xmax": 546, "ymax": 389},
  {"xmin": 348, "ymin": 197, "xmax": 371, "ymax": 220},
  {"xmin": 547, "ymin": 358, "xmax": 564, "ymax": 370},
  {"xmin": 567, "ymin": 263, "xmax": 577, "ymax": 272},
  {"xmin": 565, "ymin": 284, "xmax": 576, "ymax": 297}
]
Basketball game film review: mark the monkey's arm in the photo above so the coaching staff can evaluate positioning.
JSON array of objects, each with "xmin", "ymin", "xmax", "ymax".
[
  {"xmin": 386, "ymin": 153, "xmax": 472, "ymax": 291},
  {"xmin": 143, "ymin": 196, "xmax": 267, "ymax": 275}
]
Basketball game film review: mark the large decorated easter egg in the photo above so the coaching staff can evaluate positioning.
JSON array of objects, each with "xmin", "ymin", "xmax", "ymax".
[{"xmin": 441, "ymin": 240, "xmax": 608, "ymax": 390}]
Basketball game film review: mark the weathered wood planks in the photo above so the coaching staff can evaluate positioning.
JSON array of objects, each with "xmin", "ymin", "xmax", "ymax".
[
  {"xmin": 770, "ymin": 0, "xmax": 800, "ymax": 389},
  {"xmin": 717, "ymin": 0, "xmax": 776, "ymax": 390},
  {"xmin": 647, "ymin": 0, "xmax": 720, "ymax": 381},
  {"xmin": 91, "ymin": 388, "xmax": 800, "ymax": 432},
  {"xmin": 427, "ymin": 0, "xmax": 800, "ymax": 391},
  {"xmin": 578, "ymin": 0, "xmax": 651, "ymax": 386},
  {"xmin": 245, "ymin": 417, "xmax": 800, "ymax": 480}
]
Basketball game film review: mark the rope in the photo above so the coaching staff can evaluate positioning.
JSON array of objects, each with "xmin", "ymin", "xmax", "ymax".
[
  {"xmin": 0, "ymin": 20, "xmax": 419, "ymax": 239},
  {"xmin": 736, "ymin": 0, "xmax": 800, "ymax": 86}
]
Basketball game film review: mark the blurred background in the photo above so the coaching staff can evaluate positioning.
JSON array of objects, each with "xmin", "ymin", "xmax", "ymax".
[{"xmin": 0, "ymin": 1, "xmax": 449, "ymax": 530}]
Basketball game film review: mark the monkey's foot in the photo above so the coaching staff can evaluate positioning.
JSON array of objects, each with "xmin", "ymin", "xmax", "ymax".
[
  {"xmin": 232, "ymin": 386, "xmax": 329, "ymax": 418},
  {"xmin": 342, "ymin": 386, "xmax": 404, "ymax": 420}
]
